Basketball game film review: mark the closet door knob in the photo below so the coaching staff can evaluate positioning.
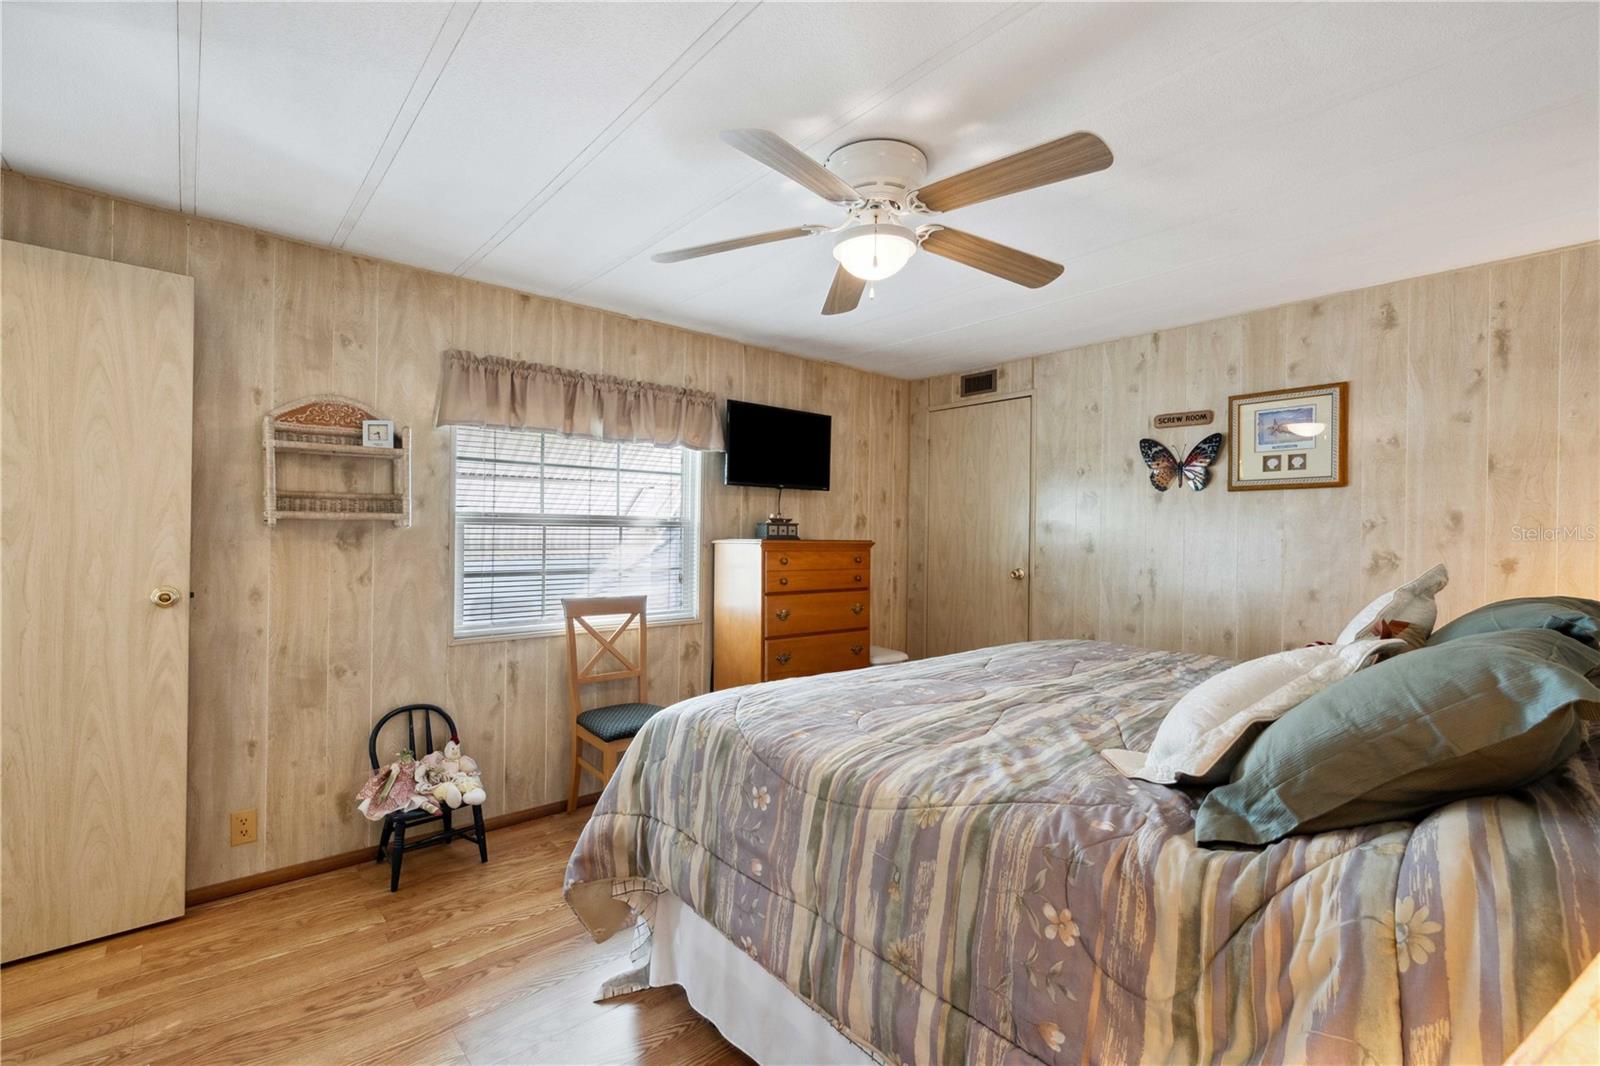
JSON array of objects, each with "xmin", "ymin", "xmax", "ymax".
[
  {"xmin": 1010, "ymin": 568, "xmax": 1026, "ymax": 580},
  {"xmin": 150, "ymin": 585, "xmax": 181, "ymax": 608}
]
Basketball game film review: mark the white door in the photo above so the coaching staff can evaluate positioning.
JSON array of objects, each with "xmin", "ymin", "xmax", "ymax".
[
  {"xmin": 2, "ymin": 241, "xmax": 194, "ymax": 961},
  {"xmin": 925, "ymin": 397, "xmax": 1031, "ymax": 656}
]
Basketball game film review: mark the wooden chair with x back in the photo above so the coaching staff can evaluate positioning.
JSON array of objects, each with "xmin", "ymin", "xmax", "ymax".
[{"xmin": 562, "ymin": 595, "xmax": 664, "ymax": 813}]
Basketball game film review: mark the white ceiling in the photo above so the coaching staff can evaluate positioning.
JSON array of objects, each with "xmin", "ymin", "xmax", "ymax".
[{"xmin": 4, "ymin": 2, "xmax": 1596, "ymax": 378}]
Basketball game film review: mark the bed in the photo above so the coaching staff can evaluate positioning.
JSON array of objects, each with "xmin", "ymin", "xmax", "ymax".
[{"xmin": 564, "ymin": 639, "xmax": 1600, "ymax": 1064}]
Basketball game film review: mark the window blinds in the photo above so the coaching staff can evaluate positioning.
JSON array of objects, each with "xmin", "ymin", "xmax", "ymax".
[{"xmin": 453, "ymin": 426, "xmax": 699, "ymax": 636}]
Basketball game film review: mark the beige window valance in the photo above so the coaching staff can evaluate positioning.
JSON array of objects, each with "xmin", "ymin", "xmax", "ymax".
[{"xmin": 434, "ymin": 349, "xmax": 724, "ymax": 451}]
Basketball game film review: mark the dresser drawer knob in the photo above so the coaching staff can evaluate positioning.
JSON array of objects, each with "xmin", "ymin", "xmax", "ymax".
[
  {"xmin": 776, "ymin": 652, "xmax": 791, "ymax": 665},
  {"xmin": 779, "ymin": 576, "xmax": 789, "ymax": 586},
  {"xmin": 853, "ymin": 574, "xmax": 862, "ymax": 583},
  {"xmin": 779, "ymin": 556, "xmax": 789, "ymax": 565},
  {"xmin": 775, "ymin": 608, "xmax": 790, "ymax": 621},
  {"xmin": 853, "ymin": 555, "xmax": 862, "ymax": 564},
  {"xmin": 850, "ymin": 603, "xmax": 863, "ymax": 615},
  {"xmin": 850, "ymin": 644, "xmax": 864, "ymax": 655}
]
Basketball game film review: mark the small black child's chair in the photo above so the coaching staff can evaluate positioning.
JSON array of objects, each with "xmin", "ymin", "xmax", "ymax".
[{"xmin": 369, "ymin": 703, "xmax": 488, "ymax": 892}]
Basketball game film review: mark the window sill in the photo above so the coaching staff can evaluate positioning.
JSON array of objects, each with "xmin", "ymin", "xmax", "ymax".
[{"xmin": 448, "ymin": 613, "xmax": 704, "ymax": 648}]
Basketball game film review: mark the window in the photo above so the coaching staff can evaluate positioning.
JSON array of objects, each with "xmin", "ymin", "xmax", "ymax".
[{"xmin": 452, "ymin": 426, "xmax": 700, "ymax": 638}]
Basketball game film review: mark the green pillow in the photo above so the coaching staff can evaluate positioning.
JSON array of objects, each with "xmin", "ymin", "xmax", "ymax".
[
  {"xmin": 1427, "ymin": 596, "xmax": 1600, "ymax": 649},
  {"xmin": 1195, "ymin": 628, "xmax": 1600, "ymax": 845}
]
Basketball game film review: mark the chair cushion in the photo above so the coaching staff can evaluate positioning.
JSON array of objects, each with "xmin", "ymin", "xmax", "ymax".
[{"xmin": 577, "ymin": 702, "xmax": 664, "ymax": 742}]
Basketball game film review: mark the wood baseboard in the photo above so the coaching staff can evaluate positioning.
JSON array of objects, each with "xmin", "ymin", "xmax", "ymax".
[{"xmin": 183, "ymin": 794, "xmax": 599, "ymax": 907}]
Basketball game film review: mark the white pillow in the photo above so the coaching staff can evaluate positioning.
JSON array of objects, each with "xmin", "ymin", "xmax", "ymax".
[
  {"xmin": 1334, "ymin": 563, "xmax": 1449, "ymax": 648},
  {"xmin": 1101, "ymin": 637, "xmax": 1404, "ymax": 785}
]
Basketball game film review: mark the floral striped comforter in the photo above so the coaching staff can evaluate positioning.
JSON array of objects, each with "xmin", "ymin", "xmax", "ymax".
[{"xmin": 564, "ymin": 640, "xmax": 1600, "ymax": 1064}]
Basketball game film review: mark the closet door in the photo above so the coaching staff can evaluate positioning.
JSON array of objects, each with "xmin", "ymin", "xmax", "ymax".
[
  {"xmin": 925, "ymin": 397, "xmax": 1031, "ymax": 656},
  {"xmin": 2, "ymin": 241, "xmax": 193, "ymax": 961}
]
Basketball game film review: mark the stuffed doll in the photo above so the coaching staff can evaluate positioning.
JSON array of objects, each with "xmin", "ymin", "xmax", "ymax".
[
  {"xmin": 413, "ymin": 738, "xmax": 487, "ymax": 810},
  {"xmin": 355, "ymin": 749, "xmax": 442, "ymax": 821}
]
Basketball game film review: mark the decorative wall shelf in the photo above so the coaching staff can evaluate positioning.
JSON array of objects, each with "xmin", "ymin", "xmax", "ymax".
[{"xmin": 263, "ymin": 396, "xmax": 411, "ymax": 527}]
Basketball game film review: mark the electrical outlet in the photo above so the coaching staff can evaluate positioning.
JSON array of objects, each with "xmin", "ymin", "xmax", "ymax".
[{"xmin": 230, "ymin": 809, "xmax": 257, "ymax": 846}]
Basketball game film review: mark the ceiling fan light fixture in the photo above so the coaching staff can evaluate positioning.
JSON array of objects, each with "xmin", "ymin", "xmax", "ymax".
[
  {"xmin": 832, "ymin": 221, "xmax": 917, "ymax": 281},
  {"xmin": 657, "ymin": 129, "xmax": 1105, "ymax": 314}
]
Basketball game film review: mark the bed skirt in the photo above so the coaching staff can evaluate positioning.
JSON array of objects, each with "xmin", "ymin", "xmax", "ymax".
[{"xmin": 647, "ymin": 892, "xmax": 875, "ymax": 1065}]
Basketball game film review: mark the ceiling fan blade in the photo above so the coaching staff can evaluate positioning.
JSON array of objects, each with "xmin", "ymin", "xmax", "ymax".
[
  {"xmin": 914, "ymin": 131, "xmax": 1112, "ymax": 213},
  {"xmin": 822, "ymin": 265, "xmax": 866, "ymax": 316},
  {"xmin": 920, "ymin": 227, "xmax": 1063, "ymax": 288},
  {"xmin": 721, "ymin": 129, "xmax": 862, "ymax": 206},
  {"xmin": 652, "ymin": 227, "xmax": 817, "ymax": 263}
]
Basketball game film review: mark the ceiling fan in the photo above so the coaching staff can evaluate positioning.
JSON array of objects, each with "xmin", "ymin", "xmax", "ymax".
[{"xmin": 651, "ymin": 129, "xmax": 1112, "ymax": 315}]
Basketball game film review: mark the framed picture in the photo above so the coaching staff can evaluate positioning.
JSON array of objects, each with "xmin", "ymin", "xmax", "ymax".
[
  {"xmin": 361, "ymin": 419, "xmax": 396, "ymax": 448},
  {"xmin": 1226, "ymin": 381, "xmax": 1347, "ymax": 490}
]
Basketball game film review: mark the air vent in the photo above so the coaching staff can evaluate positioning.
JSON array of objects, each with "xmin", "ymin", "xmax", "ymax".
[{"xmin": 959, "ymin": 369, "xmax": 997, "ymax": 397}]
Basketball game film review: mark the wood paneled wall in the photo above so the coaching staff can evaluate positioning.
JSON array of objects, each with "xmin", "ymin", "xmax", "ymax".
[
  {"xmin": 1, "ymin": 170, "xmax": 910, "ymax": 891},
  {"xmin": 908, "ymin": 242, "xmax": 1600, "ymax": 662}
]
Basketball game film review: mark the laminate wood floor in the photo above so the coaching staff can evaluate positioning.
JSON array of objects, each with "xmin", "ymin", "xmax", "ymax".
[{"xmin": 0, "ymin": 811, "xmax": 752, "ymax": 1066}]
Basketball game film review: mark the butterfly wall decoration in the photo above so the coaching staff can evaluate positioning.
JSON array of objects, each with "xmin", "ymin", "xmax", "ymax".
[{"xmin": 1138, "ymin": 433, "xmax": 1225, "ymax": 492}]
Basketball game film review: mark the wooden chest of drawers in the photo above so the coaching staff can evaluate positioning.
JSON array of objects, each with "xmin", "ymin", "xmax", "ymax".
[{"xmin": 712, "ymin": 539, "xmax": 872, "ymax": 690}]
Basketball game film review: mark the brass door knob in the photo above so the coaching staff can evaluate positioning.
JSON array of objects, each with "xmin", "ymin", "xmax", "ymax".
[
  {"xmin": 850, "ymin": 644, "xmax": 864, "ymax": 655},
  {"xmin": 776, "ymin": 652, "xmax": 791, "ymax": 665},
  {"xmin": 850, "ymin": 603, "xmax": 864, "ymax": 615},
  {"xmin": 775, "ymin": 608, "xmax": 790, "ymax": 621},
  {"xmin": 1010, "ymin": 568, "xmax": 1026, "ymax": 580},
  {"xmin": 150, "ymin": 585, "xmax": 181, "ymax": 608}
]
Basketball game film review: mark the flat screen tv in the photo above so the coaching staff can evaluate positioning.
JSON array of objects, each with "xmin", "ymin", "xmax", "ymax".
[{"xmin": 723, "ymin": 400, "xmax": 831, "ymax": 491}]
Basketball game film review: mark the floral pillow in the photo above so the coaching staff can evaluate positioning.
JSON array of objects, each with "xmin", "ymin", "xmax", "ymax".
[{"xmin": 1335, "ymin": 563, "xmax": 1448, "ymax": 648}]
